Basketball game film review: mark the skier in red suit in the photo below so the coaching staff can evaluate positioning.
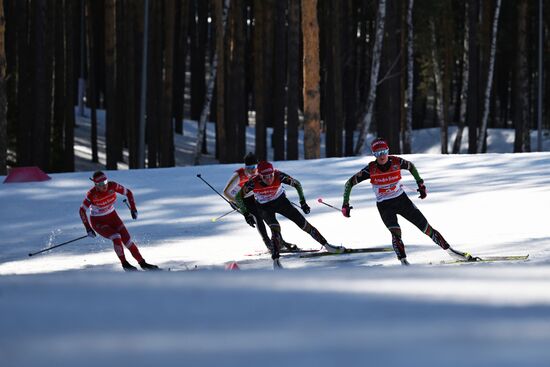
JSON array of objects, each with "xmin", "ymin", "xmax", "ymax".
[{"xmin": 79, "ymin": 171, "xmax": 158, "ymax": 271}]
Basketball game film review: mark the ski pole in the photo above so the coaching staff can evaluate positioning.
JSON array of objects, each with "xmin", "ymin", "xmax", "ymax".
[
  {"xmin": 28, "ymin": 235, "xmax": 88, "ymax": 257},
  {"xmin": 317, "ymin": 198, "xmax": 341, "ymax": 212},
  {"xmin": 196, "ymin": 173, "xmax": 232, "ymax": 205},
  {"xmin": 123, "ymin": 199, "xmax": 131, "ymax": 210},
  {"xmin": 211, "ymin": 208, "xmax": 238, "ymax": 222}
]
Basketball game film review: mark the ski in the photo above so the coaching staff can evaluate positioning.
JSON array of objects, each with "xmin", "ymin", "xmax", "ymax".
[
  {"xmin": 245, "ymin": 248, "xmax": 320, "ymax": 257},
  {"xmin": 433, "ymin": 254, "xmax": 529, "ymax": 265},
  {"xmin": 299, "ymin": 246, "xmax": 393, "ymax": 258}
]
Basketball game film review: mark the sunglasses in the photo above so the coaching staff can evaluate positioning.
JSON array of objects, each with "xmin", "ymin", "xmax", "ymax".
[
  {"xmin": 245, "ymin": 164, "xmax": 256, "ymax": 171},
  {"xmin": 260, "ymin": 173, "xmax": 274, "ymax": 180},
  {"xmin": 95, "ymin": 180, "xmax": 108, "ymax": 188},
  {"xmin": 373, "ymin": 149, "xmax": 389, "ymax": 158}
]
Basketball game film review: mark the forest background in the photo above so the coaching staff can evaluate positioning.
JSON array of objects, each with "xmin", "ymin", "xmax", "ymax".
[{"xmin": 0, "ymin": 0, "xmax": 548, "ymax": 175}]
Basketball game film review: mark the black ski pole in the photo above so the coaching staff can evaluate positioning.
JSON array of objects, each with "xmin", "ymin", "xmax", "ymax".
[
  {"xmin": 123, "ymin": 199, "xmax": 131, "ymax": 211},
  {"xmin": 317, "ymin": 198, "xmax": 341, "ymax": 212},
  {"xmin": 211, "ymin": 208, "xmax": 238, "ymax": 222},
  {"xmin": 196, "ymin": 173, "xmax": 232, "ymax": 205},
  {"xmin": 28, "ymin": 235, "xmax": 88, "ymax": 257}
]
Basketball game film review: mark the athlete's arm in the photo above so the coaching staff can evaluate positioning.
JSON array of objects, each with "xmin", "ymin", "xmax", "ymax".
[
  {"xmin": 343, "ymin": 167, "xmax": 370, "ymax": 205},
  {"xmin": 280, "ymin": 172, "xmax": 306, "ymax": 202},
  {"xmin": 223, "ymin": 173, "xmax": 240, "ymax": 202},
  {"xmin": 400, "ymin": 158, "xmax": 423, "ymax": 184}
]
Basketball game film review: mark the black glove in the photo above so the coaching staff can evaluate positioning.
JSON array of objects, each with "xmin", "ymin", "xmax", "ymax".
[
  {"xmin": 87, "ymin": 228, "xmax": 97, "ymax": 238},
  {"xmin": 300, "ymin": 200, "xmax": 310, "ymax": 214},
  {"xmin": 131, "ymin": 210, "xmax": 138, "ymax": 220},
  {"xmin": 417, "ymin": 182, "xmax": 427, "ymax": 199},
  {"xmin": 342, "ymin": 203, "xmax": 353, "ymax": 217},
  {"xmin": 244, "ymin": 213, "xmax": 256, "ymax": 227}
]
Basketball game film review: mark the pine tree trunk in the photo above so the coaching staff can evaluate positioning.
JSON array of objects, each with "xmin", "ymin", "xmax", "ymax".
[
  {"xmin": 430, "ymin": 20, "xmax": 447, "ymax": 154},
  {"xmin": 354, "ymin": 0, "xmax": 386, "ymax": 155},
  {"xmin": 16, "ymin": 0, "xmax": 32, "ymax": 166},
  {"xmin": 64, "ymin": 0, "xmax": 76, "ymax": 171},
  {"xmin": 301, "ymin": 0, "xmax": 321, "ymax": 159},
  {"xmin": 104, "ymin": 0, "xmax": 117, "ymax": 169},
  {"xmin": 0, "ymin": 0, "xmax": 6, "ymax": 175},
  {"xmin": 193, "ymin": 0, "xmax": 230, "ymax": 165},
  {"xmin": 253, "ymin": 0, "xmax": 266, "ymax": 159},
  {"xmin": 286, "ymin": 0, "xmax": 300, "ymax": 160},
  {"xmin": 402, "ymin": 0, "xmax": 413, "ymax": 154},
  {"xmin": 160, "ymin": 0, "xmax": 176, "ymax": 167},
  {"xmin": 190, "ymin": 0, "xmax": 207, "ymax": 121},
  {"xmin": 342, "ymin": 0, "xmax": 357, "ymax": 157},
  {"xmin": 476, "ymin": 0, "xmax": 501, "ymax": 153},
  {"xmin": 272, "ymin": 0, "xmax": 286, "ymax": 161},
  {"xmin": 51, "ymin": 0, "xmax": 65, "ymax": 172},
  {"xmin": 173, "ymin": 0, "xmax": 189, "ymax": 135},
  {"xmin": 467, "ymin": 0, "xmax": 479, "ymax": 153},
  {"xmin": 453, "ymin": 1, "xmax": 469, "ymax": 154},
  {"xmin": 86, "ymin": 0, "xmax": 98, "ymax": 163},
  {"xmin": 214, "ymin": 0, "xmax": 227, "ymax": 161},
  {"xmin": 513, "ymin": 0, "xmax": 530, "ymax": 152}
]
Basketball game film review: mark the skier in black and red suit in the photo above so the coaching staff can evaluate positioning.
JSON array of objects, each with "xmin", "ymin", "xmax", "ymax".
[
  {"xmin": 236, "ymin": 160, "xmax": 345, "ymax": 269},
  {"xmin": 341, "ymin": 138, "xmax": 473, "ymax": 265},
  {"xmin": 79, "ymin": 171, "xmax": 159, "ymax": 271},
  {"xmin": 223, "ymin": 152, "xmax": 298, "ymax": 253}
]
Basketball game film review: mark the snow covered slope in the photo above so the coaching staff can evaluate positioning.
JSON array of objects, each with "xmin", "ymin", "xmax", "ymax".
[{"xmin": 1, "ymin": 153, "xmax": 550, "ymax": 366}]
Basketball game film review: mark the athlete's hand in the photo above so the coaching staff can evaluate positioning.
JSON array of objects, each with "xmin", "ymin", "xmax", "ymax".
[
  {"xmin": 417, "ymin": 183, "xmax": 427, "ymax": 199},
  {"xmin": 87, "ymin": 228, "xmax": 97, "ymax": 238},
  {"xmin": 300, "ymin": 200, "xmax": 310, "ymax": 214},
  {"xmin": 342, "ymin": 203, "xmax": 353, "ymax": 217},
  {"xmin": 131, "ymin": 210, "xmax": 138, "ymax": 220},
  {"xmin": 244, "ymin": 213, "xmax": 256, "ymax": 228}
]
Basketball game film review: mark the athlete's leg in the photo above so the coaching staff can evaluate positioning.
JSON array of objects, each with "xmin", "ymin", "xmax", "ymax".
[
  {"xmin": 377, "ymin": 199, "xmax": 407, "ymax": 260},
  {"xmin": 91, "ymin": 214, "xmax": 129, "ymax": 264},
  {"xmin": 275, "ymin": 196, "xmax": 328, "ymax": 245},
  {"xmin": 245, "ymin": 197, "xmax": 273, "ymax": 251},
  {"xmin": 257, "ymin": 204, "xmax": 281, "ymax": 260}
]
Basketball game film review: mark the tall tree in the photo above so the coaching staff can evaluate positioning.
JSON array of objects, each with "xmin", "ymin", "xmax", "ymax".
[
  {"xmin": 193, "ymin": 0, "xmax": 230, "ymax": 165},
  {"xmin": 160, "ymin": 0, "xmax": 176, "ymax": 167},
  {"xmin": 86, "ymin": 0, "xmax": 99, "ymax": 163},
  {"xmin": 476, "ymin": 0, "xmax": 502, "ymax": 153},
  {"xmin": 430, "ymin": 20, "xmax": 447, "ymax": 154},
  {"xmin": 173, "ymin": 0, "xmax": 190, "ymax": 135},
  {"xmin": 402, "ymin": 0, "xmax": 414, "ymax": 153},
  {"xmin": 466, "ymin": 0, "xmax": 480, "ymax": 153},
  {"xmin": 453, "ymin": 0, "xmax": 469, "ymax": 154},
  {"xmin": 513, "ymin": 0, "xmax": 530, "ymax": 152},
  {"xmin": 252, "ymin": 0, "xmax": 266, "ymax": 159},
  {"xmin": 286, "ymin": 0, "xmax": 300, "ymax": 160},
  {"xmin": 342, "ymin": 0, "xmax": 358, "ymax": 156},
  {"xmin": 324, "ymin": 0, "xmax": 343, "ymax": 158},
  {"xmin": 354, "ymin": 0, "xmax": 386, "ymax": 155},
  {"xmin": 301, "ymin": 0, "xmax": 321, "ymax": 159},
  {"xmin": 63, "ymin": 0, "xmax": 76, "ymax": 171},
  {"xmin": 190, "ymin": 0, "xmax": 208, "ymax": 121},
  {"xmin": 0, "ymin": 0, "xmax": 6, "ymax": 175},
  {"xmin": 272, "ymin": 0, "xmax": 287, "ymax": 160},
  {"xmin": 104, "ymin": 0, "xmax": 117, "ymax": 169}
]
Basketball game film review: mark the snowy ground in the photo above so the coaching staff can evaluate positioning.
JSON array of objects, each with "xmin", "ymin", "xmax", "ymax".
[
  {"xmin": 2, "ymin": 108, "xmax": 550, "ymax": 366},
  {"xmin": 2, "ymin": 148, "xmax": 550, "ymax": 366}
]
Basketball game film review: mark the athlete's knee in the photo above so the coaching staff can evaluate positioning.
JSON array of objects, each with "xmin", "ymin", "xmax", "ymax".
[{"xmin": 389, "ymin": 227, "xmax": 402, "ymax": 238}]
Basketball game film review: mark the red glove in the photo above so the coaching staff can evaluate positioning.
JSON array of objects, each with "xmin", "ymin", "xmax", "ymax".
[
  {"xmin": 417, "ymin": 182, "xmax": 427, "ymax": 199},
  {"xmin": 342, "ymin": 203, "xmax": 353, "ymax": 217}
]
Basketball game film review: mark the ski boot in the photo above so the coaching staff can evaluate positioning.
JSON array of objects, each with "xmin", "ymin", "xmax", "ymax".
[
  {"xmin": 282, "ymin": 241, "xmax": 300, "ymax": 252},
  {"xmin": 446, "ymin": 247, "xmax": 474, "ymax": 261},
  {"xmin": 121, "ymin": 261, "xmax": 138, "ymax": 272},
  {"xmin": 324, "ymin": 243, "xmax": 346, "ymax": 254},
  {"xmin": 139, "ymin": 260, "xmax": 160, "ymax": 271},
  {"xmin": 400, "ymin": 258, "xmax": 410, "ymax": 266}
]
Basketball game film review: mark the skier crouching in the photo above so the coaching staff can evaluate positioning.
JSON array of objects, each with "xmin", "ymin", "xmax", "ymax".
[
  {"xmin": 236, "ymin": 160, "xmax": 345, "ymax": 269},
  {"xmin": 341, "ymin": 138, "xmax": 473, "ymax": 265},
  {"xmin": 79, "ymin": 171, "xmax": 158, "ymax": 271}
]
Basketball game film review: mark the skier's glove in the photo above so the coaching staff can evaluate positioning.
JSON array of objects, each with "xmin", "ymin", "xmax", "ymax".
[
  {"xmin": 417, "ymin": 182, "xmax": 427, "ymax": 199},
  {"xmin": 87, "ymin": 228, "xmax": 97, "ymax": 238},
  {"xmin": 131, "ymin": 210, "xmax": 138, "ymax": 220},
  {"xmin": 342, "ymin": 203, "xmax": 353, "ymax": 217},
  {"xmin": 244, "ymin": 213, "xmax": 256, "ymax": 228},
  {"xmin": 300, "ymin": 200, "xmax": 310, "ymax": 214}
]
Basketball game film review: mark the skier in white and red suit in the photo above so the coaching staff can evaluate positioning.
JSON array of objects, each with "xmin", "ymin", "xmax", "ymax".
[
  {"xmin": 79, "ymin": 171, "xmax": 158, "ymax": 271},
  {"xmin": 236, "ymin": 161, "xmax": 345, "ymax": 269},
  {"xmin": 341, "ymin": 138, "xmax": 474, "ymax": 265},
  {"xmin": 223, "ymin": 152, "xmax": 298, "ymax": 253}
]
